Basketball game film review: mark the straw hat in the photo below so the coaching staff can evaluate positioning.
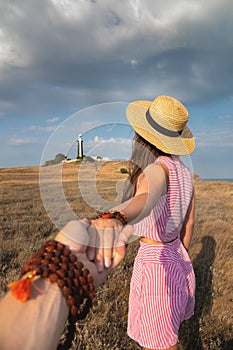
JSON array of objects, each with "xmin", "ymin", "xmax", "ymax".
[{"xmin": 126, "ymin": 95, "xmax": 195, "ymax": 155}]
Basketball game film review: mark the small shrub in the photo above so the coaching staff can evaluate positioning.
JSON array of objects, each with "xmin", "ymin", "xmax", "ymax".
[{"xmin": 120, "ymin": 168, "xmax": 128, "ymax": 174}]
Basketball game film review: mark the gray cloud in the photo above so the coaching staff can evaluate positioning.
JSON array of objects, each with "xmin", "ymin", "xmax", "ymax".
[{"xmin": 0, "ymin": 0, "xmax": 233, "ymax": 118}]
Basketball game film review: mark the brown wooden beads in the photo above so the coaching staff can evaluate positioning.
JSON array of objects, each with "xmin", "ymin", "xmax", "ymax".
[{"xmin": 20, "ymin": 240, "xmax": 95, "ymax": 321}]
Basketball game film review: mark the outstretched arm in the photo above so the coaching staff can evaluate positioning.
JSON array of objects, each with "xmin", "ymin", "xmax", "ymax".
[
  {"xmin": 87, "ymin": 163, "xmax": 168, "ymax": 271},
  {"xmin": 0, "ymin": 220, "xmax": 126, "ymax": 350},
  {"xmin": 113, "ymin": 163, "xmax": 167, "ymax": 223}
]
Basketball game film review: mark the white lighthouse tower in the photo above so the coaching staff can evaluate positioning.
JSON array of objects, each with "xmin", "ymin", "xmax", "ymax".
[{"xmin": 77, "ymin": 134, "xmax": 83, "ymax": 159}]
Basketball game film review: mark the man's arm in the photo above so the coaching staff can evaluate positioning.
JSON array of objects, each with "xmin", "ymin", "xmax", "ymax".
[{"xmin": 0, "ymin": 220, "xmax": 121, "ymax": 350}]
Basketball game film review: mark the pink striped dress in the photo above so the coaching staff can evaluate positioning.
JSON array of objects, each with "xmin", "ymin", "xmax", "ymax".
[{"xmin": 127, "ymin": 156, "xmax": 195, "ymax": 349}]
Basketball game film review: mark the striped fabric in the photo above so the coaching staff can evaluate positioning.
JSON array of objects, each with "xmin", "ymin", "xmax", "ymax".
[
  {"xmin": 127, "ymin": 156, "xmax": 195, "ymax": 349},
  {"xmin": 133, "ymin": 156, "xmax": 194, "ymax": 242}
]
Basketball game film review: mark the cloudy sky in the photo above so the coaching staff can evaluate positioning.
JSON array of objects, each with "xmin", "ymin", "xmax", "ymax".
[{"xmin": 1, "ymin": 0, "xmax": 233, "ymax": 179}]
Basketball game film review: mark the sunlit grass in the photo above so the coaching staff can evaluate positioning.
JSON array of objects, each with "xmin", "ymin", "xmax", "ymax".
[{"xmin": 0, "ymin": 163, "xmax": 232, "ymax": 349}]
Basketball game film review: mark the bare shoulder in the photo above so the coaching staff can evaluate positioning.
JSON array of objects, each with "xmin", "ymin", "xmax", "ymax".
[
  {"xmin": 144, "ymin": 162, "xmax": 167, "ymax": 177},
  {"xmin": 137, "ymin": 163, "xmax": 164, "ymax": 182},
  {"xmin": 136, "ymin": 163, "xmax": 167, "ymax": 196}
]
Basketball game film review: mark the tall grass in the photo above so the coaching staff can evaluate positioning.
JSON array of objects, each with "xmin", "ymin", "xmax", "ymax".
[{"xmin": 0, "ymin": 164, "xmax": 232, "ymax": 349}]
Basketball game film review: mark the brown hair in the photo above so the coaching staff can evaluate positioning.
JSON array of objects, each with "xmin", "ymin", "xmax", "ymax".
[{"xmin": 122, "ymin": 133, "xmax": 170, "ymax": 201}]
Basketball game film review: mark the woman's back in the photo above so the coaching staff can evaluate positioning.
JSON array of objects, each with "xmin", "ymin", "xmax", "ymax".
[{"xmin": 133, "ymin": 156, "xmax": 193, "ymax": 242}]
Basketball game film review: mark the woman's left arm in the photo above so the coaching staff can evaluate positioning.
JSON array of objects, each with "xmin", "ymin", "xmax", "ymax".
[{"xmin": 180, "ymin": 191, "xmax": 195, "ymax": 252}]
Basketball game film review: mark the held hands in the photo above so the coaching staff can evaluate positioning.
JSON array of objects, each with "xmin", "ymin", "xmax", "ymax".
[
  {"xmin": 0, "ymin": 219, "xmax": 132, "ymax": 350},
  {"xmin": 57, "ymin": 219, "xmax": 132, "ymax": 283},
  {"xmin": 86, "ymin": 217, "xmax": 133, "ymax": 272}
]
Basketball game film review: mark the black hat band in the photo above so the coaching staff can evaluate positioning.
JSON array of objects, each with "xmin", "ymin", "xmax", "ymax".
[{"xmin": 146, "ymin": 109, "xmax": 183, "ymax": 138}]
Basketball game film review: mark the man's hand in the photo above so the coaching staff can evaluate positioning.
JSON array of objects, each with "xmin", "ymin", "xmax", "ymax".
[{"xmin": 55, "ymin": 219, "xmax": 112, "ymax": 287}]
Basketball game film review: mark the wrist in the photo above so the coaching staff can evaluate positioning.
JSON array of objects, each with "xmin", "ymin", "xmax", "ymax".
[
  {"xmin": 92, "ymin": 210, "xmax": 127, "ymax": 226},
  {"xmin": 54, "ymin": 231, "xmax": 82, "ymax": 255},
  {"xmin": 8, "ymin": 239, "xmax": 95, "ymax": 321},
  {"xmin": 56, "ymin": 220, "xmax": 89, "ymax": 253}
]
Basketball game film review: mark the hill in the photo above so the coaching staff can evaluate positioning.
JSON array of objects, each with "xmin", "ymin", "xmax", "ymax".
[{"xmin": 0, "ymin": 162, "xmax": 232, "ymax": 349}]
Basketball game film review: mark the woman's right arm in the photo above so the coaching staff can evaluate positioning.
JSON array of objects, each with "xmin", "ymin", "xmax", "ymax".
[
  {"xmin": 87, "ymin": 163, "xmax": 168, "ymax": 270},
  {"xmin": 112, "ymin": 162, "xmax": 168, "ymax": 224}
]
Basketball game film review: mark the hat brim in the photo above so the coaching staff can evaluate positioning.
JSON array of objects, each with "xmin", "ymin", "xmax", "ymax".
[{"xmin": 126, "ymin": 100, "xmax": 195, "ymax": 156}]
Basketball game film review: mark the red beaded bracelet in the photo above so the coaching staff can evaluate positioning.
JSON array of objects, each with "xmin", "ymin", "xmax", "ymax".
[
  {"xmin": 8, "ymin": 239, "xmax": 95, "ymax": 321},
  {"xmin": 92, "ymin": 211, "xmax": 127, "ymax": 226}
]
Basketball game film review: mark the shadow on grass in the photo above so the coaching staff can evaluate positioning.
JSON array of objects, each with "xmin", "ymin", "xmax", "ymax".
[{"xmin": 180, "ymin": 235, "xmax": 216, "ymax": 350}]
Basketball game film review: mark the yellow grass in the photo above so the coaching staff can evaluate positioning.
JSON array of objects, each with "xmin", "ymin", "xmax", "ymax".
[{"xmin": 0, "ymin": 162, "xmax": 232, "ymax": 349}]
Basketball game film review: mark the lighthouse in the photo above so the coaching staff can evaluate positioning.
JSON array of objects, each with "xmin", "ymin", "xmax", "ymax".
[{"xmin": 77, "ymin": 134, "xmax": 83, "ymax": 159}]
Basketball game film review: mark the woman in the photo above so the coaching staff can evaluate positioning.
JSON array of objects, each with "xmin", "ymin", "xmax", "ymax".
[{"xmin": 88, "ymin": 95, "xmax": 196, "ymax": 350}]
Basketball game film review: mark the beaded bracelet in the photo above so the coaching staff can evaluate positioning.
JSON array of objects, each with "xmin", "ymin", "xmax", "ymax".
[
  {"xmin": 8, "ymin": 239, "xmax": 95, "ymax": 321},
  {"xmin": 92, "ymin": 211, "xmax": 127, "ymax": 226}
]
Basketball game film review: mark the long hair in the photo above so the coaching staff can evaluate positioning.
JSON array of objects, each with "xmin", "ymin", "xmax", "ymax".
[{"xmin": 122, "ymin": 133, "xmax": 170, "ymax": 201}]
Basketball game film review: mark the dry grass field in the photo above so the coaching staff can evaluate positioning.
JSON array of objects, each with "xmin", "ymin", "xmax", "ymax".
[{"xmin": 0, "ymin": 161, "xmax": 232, "ymax": 350}]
